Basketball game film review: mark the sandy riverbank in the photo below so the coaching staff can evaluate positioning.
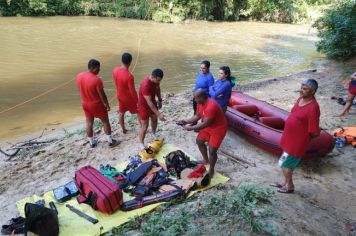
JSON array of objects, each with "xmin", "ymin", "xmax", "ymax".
[{"xmin": 0, "ymin": 59, "xmax": 355, "ymax": 235}]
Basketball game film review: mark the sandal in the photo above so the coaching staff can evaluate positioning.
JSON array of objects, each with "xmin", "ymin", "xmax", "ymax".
[
  {"xmin": 277, "ymin": 187, "xmax": 294, "ymax": 194},
  {"xmin": 270, "ymin": 183, "xmax": 284, "ymax": 188}
]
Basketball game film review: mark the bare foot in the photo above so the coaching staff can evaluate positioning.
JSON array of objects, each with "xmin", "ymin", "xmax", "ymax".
[{"xmin": 334, "ymin": 113, "xmax": 347, "ymax": 117}]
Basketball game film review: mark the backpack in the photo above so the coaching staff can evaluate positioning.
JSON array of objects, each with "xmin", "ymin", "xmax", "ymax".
[
  {"xmin": 165, "ymin": 150, "xmax": 197, "ymax": 178},
  {"xmin": 132, "ymin": 167, "xmax": 171, "ymax": 197},
  {"xmin": 75, "ymin": 165, "xmax": 123, "ymax": 215},
  {"xmin": 24, "ymin": 203, "xmax": 59, "ymax": 236},
  {"xmin": 126, "ymin": 159, "xmax": 160, "ymax": 186}
]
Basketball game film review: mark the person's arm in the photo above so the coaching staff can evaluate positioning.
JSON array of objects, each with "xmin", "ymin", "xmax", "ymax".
[
  {"xmin": 156, "ymin": 85, "xmax": 162, "ymax": 109},
  {"xmin": 210, "ymin": 82, "xmax": 230, "ymax": 99},
  {"xmin": 184, "ymin": 117, "xmax": 213, "ymax": 131},
  {"xmin": 97, "ymin": 88, "xmax": 110, "ymax": 111},
  {"xmin": 178, "ymin": 114, "xmax": 200, "ymax": 126},
  {"xmin": 128, "ymin": 76, "xmax": 138, "ymax": 104},
  {"xmin": 144, "ymin": 95, "xmax": 165, "ymax": 121},
  {"xmin": 308, "ymin": 105, "xmax": 321, "ymax": 139}
]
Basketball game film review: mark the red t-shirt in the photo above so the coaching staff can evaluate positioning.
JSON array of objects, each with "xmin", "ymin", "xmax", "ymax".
[
  {"xmin": 112, "ymin": 66, "xmax": 138, "ymax": 105},
  {"xmin": 197, "ymin": 98, "xmax": 228, "ymax": 130},
  {"xmin": 138, "ymin": 76, "xmax": 158, "ymax": 112},
  {"xmin": 76, "ymin": 71, "xmax": 104, "ymax": 104},
  {"xmin": 280, "ymin": 97, "xmax": 320, "ymax": 157}
]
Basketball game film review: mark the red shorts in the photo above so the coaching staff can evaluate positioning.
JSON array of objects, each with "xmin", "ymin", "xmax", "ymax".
[
  {"xmin": 198, "ymin": 126, "xmax": 227, "ymax": 149},
  {"xmin": 138, "ymin": 108, "xmax": 154, "ymax": 120},
  {"xmin": 349, "ymin": 84, "xmax": 356, "ymax": 96},
  {"xmin": 118, "ymin": 101, "xmax": 138, "ymax": 114},
  {"xmin": 82, "ymin": 102, "xmax": 108, "ymax": 120}
]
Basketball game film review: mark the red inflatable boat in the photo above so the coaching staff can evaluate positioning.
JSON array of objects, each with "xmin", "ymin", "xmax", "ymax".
[{"xmin": 226, "ymin": 92, "xmax": 335, "ymax": 160}]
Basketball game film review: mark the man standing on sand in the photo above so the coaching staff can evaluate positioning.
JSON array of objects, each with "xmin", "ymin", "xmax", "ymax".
[
  {"xmin": 76, "ymin": 59, "xmax": 119, "ymax": 148},
  {"xmin": 178, "ymin": 89, "xmax": 228, "ymax": 178},
  {"xmin": 272, "ymin": 79, "xmax": 320, "ymax": 193},
  {"xmin": 138, "ymin": 69, "xmax": 166, "ymax": 149},
  {"xmin": 113, "ymin": 53, "xmax": 139, "ymax": 134}
]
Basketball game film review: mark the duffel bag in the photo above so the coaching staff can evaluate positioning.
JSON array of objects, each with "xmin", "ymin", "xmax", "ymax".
[{"xmin": 75, "ymin": 165, "xmax": 123, "ymax": 215}]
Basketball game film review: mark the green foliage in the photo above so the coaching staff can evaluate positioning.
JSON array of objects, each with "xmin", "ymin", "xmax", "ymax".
[
  {"xmin": 152, "ymin": 10, "xmax": 172, "ymax": 23},
  {"xmin": 247, "ymin": 0, "xmax": 309, "ymax": 23},
  {"xmin": 0, "ymin": 0, "xmax": 337, "ymax": 24},
  {"xmin": 109, "ymin": 185, "xmax": 278, "ymax": 236},
  {"xmin": 63, "ymin": 127, "xmax": 86, "ymax": 138},
  {"xmin": 313, "ymin": 0, "xmax": 356, "ymax": 60}
]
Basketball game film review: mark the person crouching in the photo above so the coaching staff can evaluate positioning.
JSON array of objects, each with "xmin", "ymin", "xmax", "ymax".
[{"xmin": 178, "ymin": 89, "xmax": 228, "ymax": 178}]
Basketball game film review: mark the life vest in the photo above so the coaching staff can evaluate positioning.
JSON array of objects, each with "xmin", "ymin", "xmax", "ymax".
[{"xmin": 333, "ymin": 127, "xmax": 356, "ymax": 147}]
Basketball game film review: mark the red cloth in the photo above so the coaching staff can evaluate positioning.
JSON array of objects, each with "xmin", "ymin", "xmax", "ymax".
[
  {"xmin": 348, "ymin": 83, "xmax": 356, "ymax": 96},
  {"xmin": 280, "ymin": 97, "xmax": 320, "ymax": 158},
  {"xmin": 197, "ymin": 98, "xmax": 228, "ymax": 149},
  {"xmin": 76, "ymin": 71, "xmax": 108, "ymax": 119},
  {"xmin": 112, "ymin": 66, "xmax": 138, "ymax": 114},
  {"xmin": 138, "ymin": 76, "xmax": 159, "ymax": 120},
  {"xmin": 188, "ymin": 164, "xmax": 206, "ymax": 178}
]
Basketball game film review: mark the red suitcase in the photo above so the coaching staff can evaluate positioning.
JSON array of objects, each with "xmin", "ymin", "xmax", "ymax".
[{"xmin": 75, "ymin": 165, "xmax": 123, "ymax": 214}]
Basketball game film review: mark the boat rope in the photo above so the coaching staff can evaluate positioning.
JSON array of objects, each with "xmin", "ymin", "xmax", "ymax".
[{"xmin": 0, "ymin": 78, "xmax": 76, "ymax": 116}]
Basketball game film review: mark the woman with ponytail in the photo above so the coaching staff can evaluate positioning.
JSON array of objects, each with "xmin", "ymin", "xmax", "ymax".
[{"xmin": 209, "ymin": 66, "xmax": 234, "ymax": 112}]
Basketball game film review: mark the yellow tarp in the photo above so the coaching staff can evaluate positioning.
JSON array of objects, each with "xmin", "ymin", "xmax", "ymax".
[{"xmin": 17, "ymin": 144, "xmax": 229, "ymax": 236}]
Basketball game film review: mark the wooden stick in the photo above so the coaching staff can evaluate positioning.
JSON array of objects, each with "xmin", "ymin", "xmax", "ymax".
[
  {"xmin": 220, "ymin": 149, "xmax": 256, "ymax": 167},
  {"xmin": 219, "ymin": 152, "xmax": 248, "ymax": 168}
]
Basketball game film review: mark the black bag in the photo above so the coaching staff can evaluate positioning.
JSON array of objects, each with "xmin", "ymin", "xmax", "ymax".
[
  {"xmin": 24, "ymin": 203, "xmax": 59, "ymax": 236},
  {"xmin": 127, "ymin": 160, "xmax": 159, "ymax": 185},
  {"xmin": 165, "ymin": 150, "xmax": 197, "ymax": 178}
]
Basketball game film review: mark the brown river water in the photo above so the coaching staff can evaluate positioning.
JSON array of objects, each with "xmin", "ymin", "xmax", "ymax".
[{"xmin": 0, "ymin": 16, "xmax": 322, "ymax": 141}]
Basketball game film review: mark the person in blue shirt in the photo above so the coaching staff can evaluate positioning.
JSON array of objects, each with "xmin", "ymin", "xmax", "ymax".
[
  {"xmin": 209, "ymin": 66, "xmax": 235, "ymax": 113},
  {"xmin": 193, "ymin": 60, "xmax": 215, "ymax": 114}
]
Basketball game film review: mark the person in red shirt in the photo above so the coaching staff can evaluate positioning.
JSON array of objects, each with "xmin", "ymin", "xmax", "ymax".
[
  {"xmin": 76, "ymin": 59, "xmax": 118, "ymax": 148},
  {"xmin": 138, "ymin": 69, "xmax": 166, "ymax": 149},
  {"xmin": 178, "ymin": 89, "xmax": 228, "ymax": 177},
  {"xmin": 273, "ymin": 79, "xmax": 320, "ymax": 193},
  {"xmin": 113, "ymin": 53, "xmax": 139, "ymax": 134}
]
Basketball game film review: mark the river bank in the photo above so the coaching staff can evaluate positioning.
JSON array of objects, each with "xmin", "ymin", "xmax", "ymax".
[{"xmin": 0, "ymin": 58, "xmax": 355, "ymax": 235}]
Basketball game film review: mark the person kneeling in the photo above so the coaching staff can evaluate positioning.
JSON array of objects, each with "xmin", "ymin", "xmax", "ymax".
[{"xmin": 178, "ymin": 89, "xmax": 228, "ymax": 178}]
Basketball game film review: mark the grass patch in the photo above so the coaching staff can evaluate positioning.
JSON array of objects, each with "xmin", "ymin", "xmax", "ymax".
[
  {"xmin": 108, "ymin": 185, "xmax": 278, "ymax": 236},
  {"xmin": 63, "ymin": 128, "xmax": 86, "ymax": 138}
]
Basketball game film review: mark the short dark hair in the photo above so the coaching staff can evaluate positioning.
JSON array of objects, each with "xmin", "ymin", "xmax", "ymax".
[
  {"xmin": 152, "ymin": 68, "xmax": 164, "ymax": 79},
  {"xmin": 302, "ymin": 79, "xmax": 318, "ymax": 92},
  {"xmin": 88, "ymin": 59, "xmax": 100, "ymax": 70},
  {"xmin": 201, "ymin": 60, "xmax": 210, "ymax": 69},
  {"xmin": 122, "ymin": 53, "xmax": 132, "ymax": 65}
]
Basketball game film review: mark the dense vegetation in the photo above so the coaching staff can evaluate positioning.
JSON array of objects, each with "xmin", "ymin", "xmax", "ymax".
[
  {"xmin": 0, "ymin": 0, "xmax": 335, "ymax": 23},
  {"xmin": 109, "ymin": 185, "xmax": 278, "ymax": 236},
  {"xmin": 313, "ymin": 0, "xmax": 356, "ymax": 60}
]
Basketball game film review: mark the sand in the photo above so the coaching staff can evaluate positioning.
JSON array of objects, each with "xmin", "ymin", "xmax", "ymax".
[{"xmin": 0, "ymin": 58, "xmax": 355, "ymax": 235}]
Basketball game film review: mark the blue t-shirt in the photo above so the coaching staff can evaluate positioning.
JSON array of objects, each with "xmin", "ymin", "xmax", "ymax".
[
  {"xmin": 209, "ymin": 79, "xmax": 232, "ymax": 108},
  {"xmin": 194, "ymin": 71, "xmax": 215, "ymax": 93}
]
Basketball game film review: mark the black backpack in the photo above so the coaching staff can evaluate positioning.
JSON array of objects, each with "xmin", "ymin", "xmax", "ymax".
[
  {"xmin": 25, "ymin": 203, "xmax": 59, "ymax": 236},
  {"xmin": 165, "ymin": 150, "xmax": 197, "ymax": 178}
]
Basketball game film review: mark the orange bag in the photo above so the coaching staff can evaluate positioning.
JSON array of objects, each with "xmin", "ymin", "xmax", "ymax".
[{"xmin": 333, "ymin": 127, "xmax": 356, "ymax": 147}]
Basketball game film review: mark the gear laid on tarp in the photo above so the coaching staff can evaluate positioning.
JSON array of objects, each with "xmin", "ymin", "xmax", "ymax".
[
  {"xmin": 333, "ymin": 126, "xmax": 356, "ymax": 147},
  {"xmin": 16, "ymin": 144, "xmax": 229, "ymax": 236}
]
